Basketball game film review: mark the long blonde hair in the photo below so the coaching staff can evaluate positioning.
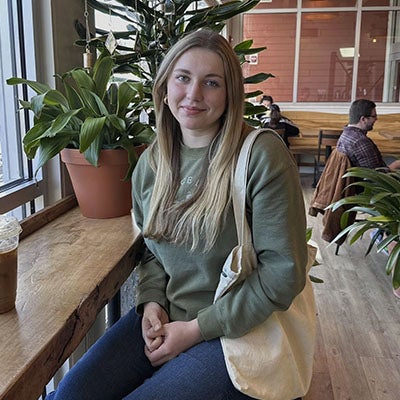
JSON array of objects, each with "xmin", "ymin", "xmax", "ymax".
[{"xmin": 144, "ymin": 29, "xmax": 247, "ymax": 251}]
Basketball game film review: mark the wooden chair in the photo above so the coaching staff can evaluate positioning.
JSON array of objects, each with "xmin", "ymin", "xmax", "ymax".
[{"xmin": 312, "ymin": 129, "xmax": 342, "ymax": 187}]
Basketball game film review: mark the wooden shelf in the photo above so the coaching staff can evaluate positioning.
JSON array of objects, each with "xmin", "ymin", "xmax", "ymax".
[{"xmin": 0, "ymin": 201, "xmax": 142, "ymax": 400}]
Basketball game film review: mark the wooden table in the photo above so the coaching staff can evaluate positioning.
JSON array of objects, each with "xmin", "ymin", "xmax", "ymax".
[
  {"xmin": 368, "ymin": 131, "xmax": 400, "ymax": 155},
  {"xmin": 379, "ymin": 131, "xmax": 400, "ymax": 140},
  {"xmin": 0, "ymin": 199, "xmax": 142, "ymax": 400}
]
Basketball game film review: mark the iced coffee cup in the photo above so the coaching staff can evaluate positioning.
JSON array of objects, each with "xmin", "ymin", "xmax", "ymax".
[{"xmin": 0, "ymin": 215, "xmax": 22, "ymax": 313}]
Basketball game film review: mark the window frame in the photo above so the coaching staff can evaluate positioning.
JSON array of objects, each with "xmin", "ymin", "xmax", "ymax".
[{"xmin": 0, "ymin": 0, "xmax": 45, "ymax": 218}]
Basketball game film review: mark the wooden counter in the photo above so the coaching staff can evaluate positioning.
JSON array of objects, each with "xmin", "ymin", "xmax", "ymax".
[{"xmin": 0, "ymin": 201, "xmax": 142, "ymax": 400}]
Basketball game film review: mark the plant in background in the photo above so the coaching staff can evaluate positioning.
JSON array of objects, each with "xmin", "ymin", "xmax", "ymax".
[
  {"xmin": 7, "ymin": 49, "xmax": 155, "ymax": 179},
  {"xmin": 329, "ymin": 167, "xmax": 400, "ymax": 290},
  {"xmin": 77, "ymin": 0, "xmax": 272, "ymax": 125}
]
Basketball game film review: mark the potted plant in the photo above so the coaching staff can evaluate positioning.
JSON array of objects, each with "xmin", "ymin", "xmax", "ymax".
[
  {"xmin": 329, "ymin": 167, "xmax": 400, "ymax": 293},
  {"xmin": 8, "ymin": 0, "xmax": 272, "ymax": 218},
  {"xmin": 7, "ymin": 49, "xmax": 155, "ymax": 218}
]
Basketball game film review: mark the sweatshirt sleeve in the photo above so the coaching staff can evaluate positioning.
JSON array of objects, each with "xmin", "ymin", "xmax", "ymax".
[
  {"xmin": 197, "ymin": 132, "xmax": 308, "ymax": 340},
  {"xmin": 131, "ymin": 151, "xmax": 169, "ymax": 314}
]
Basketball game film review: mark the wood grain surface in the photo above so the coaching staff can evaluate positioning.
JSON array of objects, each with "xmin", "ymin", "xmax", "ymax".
[{"xmin": 0, "ymin": 206, "xmax": 142, "ymax": 400}]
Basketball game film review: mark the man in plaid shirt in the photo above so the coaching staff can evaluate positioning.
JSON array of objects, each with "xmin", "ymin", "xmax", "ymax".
[{"xmin": 337, "ymin": 99, "xmax": 400, "ymax": 170}]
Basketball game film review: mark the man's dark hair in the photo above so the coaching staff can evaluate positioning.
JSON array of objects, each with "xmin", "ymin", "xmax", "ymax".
[{"xmin": 349, "ymin": 99, "xmax": 376, "ymax": 124}]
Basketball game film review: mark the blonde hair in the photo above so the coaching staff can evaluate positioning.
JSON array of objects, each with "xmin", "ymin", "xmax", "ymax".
[{"xmin": 144, "ymin": 29, "xmax": 247, "ymax": 251}]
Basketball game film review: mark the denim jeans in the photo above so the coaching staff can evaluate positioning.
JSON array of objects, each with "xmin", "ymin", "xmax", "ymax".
[{"xmin": 46, "ymin": 309, "xmax": 254, "ymax": 400}]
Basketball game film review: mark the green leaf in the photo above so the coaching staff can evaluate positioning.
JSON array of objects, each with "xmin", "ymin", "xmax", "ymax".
[
  {"xmin": 234, "ymin": 39, "xmax": 253, "ymax": 51},
  {"xmin": 117, "ymin": 81, "xmax": 142, "ymax": 116},
  {"xmin": 387, "ymin": 242, "xmax": 400, "ymax": 277},
  {"xmin": 70, "ymin": 69, "xmax": 96, "ymax": 93},
  {"xmin": 63, "ymin": 81, "xmax": 84, "ymax": 109},
  {"xmin": 306, "ymin": 227, "xmax": 312, "ymax": 242},
  {"xmin": 236, "ymin": 47, "xmax": 267, "ymax": 56},
  {"xmin": 93, "ymin": 56, "xmax": 114, "ymax": 99},
  {"xmin": 79, "ymin": 116, "xmax": 107, "ymax": 152},
  {"xmin": 245, "ymin": 90, "xmax": 264, "ymax": 99},
  {"xmin": 23, "ymin": 122, "xmax": 51, "ymax": 158},
  {"xmin": 34, "ymin": 133, "xmax": 75, "ymax": 175},
  {"xmin": 7, "ymin": 77, "xmax": 52, "ymax": 94},
  {"xmin": 244, "ymin": 73, "xmax": 275, "ymax": 85},
  {"xmin": 44, "ymin": 109, "xmax": 82, "ymax": 138},
  {"xmin": 80, "ymin": 88, "xmax": 109, "ymax": 116},
  {"xmin": 83, "ymin": 134, "xmax": 103, "ymax": 166},
  {"xmin": 108, "ymin": 114, "xmax": 126, "ymax": 131}
]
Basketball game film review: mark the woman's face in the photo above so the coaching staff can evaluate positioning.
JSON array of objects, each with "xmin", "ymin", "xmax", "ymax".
[
  {"xmin": 263, "ymin": 99, "xmax": 272, "ymax": 108},
  {"xmin": 166, "ymin": 47, "xmax": 227, "ymax": 147}
]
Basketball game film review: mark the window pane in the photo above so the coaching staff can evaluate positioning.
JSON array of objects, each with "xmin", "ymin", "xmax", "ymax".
[
  {"xmin": 254, "ymin": 0, "xmax": 297, "ymax": 10},
  {"xmin": 302, "ymin": 0, "xmax": 356, "ymax": 7},
  {"xmin": 298, "ymin": 12, "xmax": 356, "ymax": 102},
  {"xmin": 357, "ymin": 11, "xmax": 400, "ymax": 102},
  {"xmin": 243, "ymin": 13, "xmax": 296, "ymax": 102},
  {"xmin": 0, "ymin": 1, "xmax": 24, "ymax": 188},
  {"xmin": 363, "ymin": 0, "xmax": 391, "ymax": 6}
]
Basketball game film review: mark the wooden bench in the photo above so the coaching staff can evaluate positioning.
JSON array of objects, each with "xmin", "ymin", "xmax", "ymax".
[
  {"xmin": 282, "ymin": 111, "xmax": 400, "ymax": 136},
  {"xmin": 282, "ymin": 112, "xmax": 400, "ymax": 165}
]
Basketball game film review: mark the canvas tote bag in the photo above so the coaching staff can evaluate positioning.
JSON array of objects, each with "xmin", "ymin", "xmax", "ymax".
[{"xmin": 214, "ymin": 129, "xmax": 317, "ymax": 400}]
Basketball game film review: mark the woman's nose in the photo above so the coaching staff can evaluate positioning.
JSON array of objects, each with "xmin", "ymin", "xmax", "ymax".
[{"xmin": 186, "ymin": 82, "xmax": 203, "ymax": 101}]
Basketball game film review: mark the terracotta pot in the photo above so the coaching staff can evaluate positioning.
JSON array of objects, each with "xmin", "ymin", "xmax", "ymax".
[{"xmin": 61, "ymin": 148, "xmax": 132, "ymax": 219}]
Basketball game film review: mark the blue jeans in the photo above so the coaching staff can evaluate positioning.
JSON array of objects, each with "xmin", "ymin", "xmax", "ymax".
[{"xmin": 46, "ymin": 309, "xmax": 254, "ymax": 400}]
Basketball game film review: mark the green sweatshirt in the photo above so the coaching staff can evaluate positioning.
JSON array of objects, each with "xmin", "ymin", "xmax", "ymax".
[{"xmin": 131, "ymin": 128, "xmax": 308, "ymax": 341}]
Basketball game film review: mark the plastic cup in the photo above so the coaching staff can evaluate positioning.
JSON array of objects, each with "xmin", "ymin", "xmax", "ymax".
[{"xmin": 0, "ymin": 215, "xmax": 22, "ymax": 313}]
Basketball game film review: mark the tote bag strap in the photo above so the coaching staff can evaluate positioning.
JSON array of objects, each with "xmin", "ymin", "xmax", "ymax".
[{"xmin": 233, "ymin": 128, "xmax": 276, "ymax": 246}]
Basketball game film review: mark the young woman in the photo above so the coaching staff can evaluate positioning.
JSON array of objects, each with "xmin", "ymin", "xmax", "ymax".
[
  {"xmin": 46, "ymin": 29, "xmax": 308, "ymax": 400},
  {"xmin": 256, "ymin": 94, "xmax": 274, "ymax": 121}
]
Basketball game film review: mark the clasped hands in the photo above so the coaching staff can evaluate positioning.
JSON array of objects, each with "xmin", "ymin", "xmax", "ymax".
[{"xmin": 142, "ymin": 302, "xmax": 202, "ymax": 367}]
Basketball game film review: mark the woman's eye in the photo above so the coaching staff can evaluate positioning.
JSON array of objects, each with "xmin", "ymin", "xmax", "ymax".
[
  {"xmin": 177, "ymin": 74, "xmax": 189, "ymax": 82},
  {"xmin": 205, "ymin": 80, "xmax": 220, "ymax": 87}
]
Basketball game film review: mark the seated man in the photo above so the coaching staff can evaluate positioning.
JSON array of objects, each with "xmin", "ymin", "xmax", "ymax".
[{"xmin": 337, "ymin": 99, "xmax": 400, "ymax": 170}]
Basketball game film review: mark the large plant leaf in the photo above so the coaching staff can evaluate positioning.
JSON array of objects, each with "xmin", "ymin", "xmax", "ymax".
[
  {"xmin": 7, "ymin": 77, "xmax": 52, "ymax": 94},
  {"xmin": 79, "ymin": 116, "xmax": 107, "ymax": 152},
  {"xmin": 117, "ymin": 81, "xmax": 142, "ymax": 116},
  {"xmin": 83, "ymin": 133, "xmax": 103, "ymax": 166},
  {"xmin": 108, "ymin": 114, "xmax": 126, "ymax": 132},
  {"xmin": 343, "ymin": 167, "xmax": 400, "ymax": 192},
  {"xmin": 35, "ymin": 133, "xmax": 76, "ymax": 175},
  {"xmin": 43, "ymin": 109, "xmax": 82, "ymax": 138},
  {"xmin": 70, "ymin": 69, "xmax": 96, "ymax": 93},
  {"xmin": 244, "ymin": 73, "xmax": 275, "ymax": 85},
  {"xmin": 93, "ymin": 56, "xmax": 114, "ymax": 99},
  {"xmin": 80, "ymin": 88, "xmax": 109, "ymax": 116},
  {"xmin": 23, "ymin": 122, "xmax": 51, "ymax": 158},
  {"xmin": 391, "ymin": 243, "xmax": 400, "ymax": 289}
]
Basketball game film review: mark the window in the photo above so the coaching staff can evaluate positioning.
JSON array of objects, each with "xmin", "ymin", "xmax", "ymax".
[
  {"xmin": 0, "ymin": 0, "xmax": 44, "ymax": 219},
  {"xmin": 243, "ymin": 1, "xmax": 400, "ymax": 106},
  {"xmin": 243, "ymin": 13, "xmax": 297, "ymax": 101},
  {"xmin": 298, "ymin": 11, "xmax": 357, "ymax": 102}
]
